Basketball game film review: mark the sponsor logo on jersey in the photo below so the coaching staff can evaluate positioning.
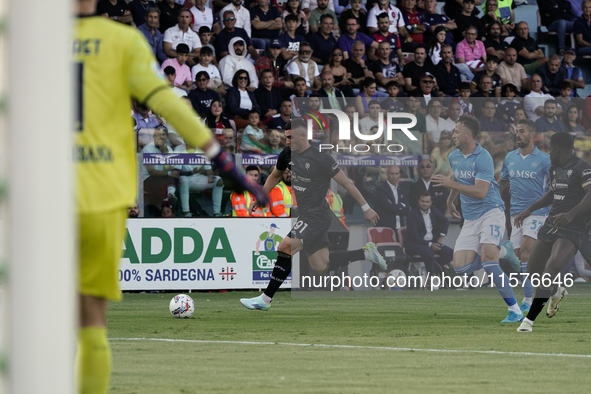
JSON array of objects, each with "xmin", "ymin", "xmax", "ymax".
[
  {"xmin": 454, "ymin": 169, "xmax": 475, "ymax": 179},
  {"xmin": 567, "ymin": 169, "xmax": 573, "ymax": 177},
  {"xmin": 511, "ymin": 170, "xmax": 537, "ymax": 179},
  {"xmin": 531, "ymin": 161, "xmax": 538, "ymax": 168},
  {"xmin": 554, "ymin": 194, "xmax": 565, "ymax": 201}
]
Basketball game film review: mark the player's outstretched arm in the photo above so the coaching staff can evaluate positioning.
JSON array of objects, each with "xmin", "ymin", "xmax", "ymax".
[
  {"xmin": 446, "ymin": 188, "xmax": 461, "ymax": 219},
  {"xmin": 332, "ymin": 170, "xmax": 379, "ymax": 226},
  {"xmin": 432, "ymin": 175, "xmax": 489, "ymax": 200},
  {"xmin": 514, "ymin": 189, "xmax": 554, "ymax": 228}
]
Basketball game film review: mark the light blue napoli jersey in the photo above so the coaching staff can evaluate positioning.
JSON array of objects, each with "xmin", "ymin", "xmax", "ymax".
[
  {"xmin": 500, "ymin": 147, "xmax": 551, "ymax": 216},
  {"xmin": 449, "ymin": 144, "xmax": 505, "ymax": 220}
]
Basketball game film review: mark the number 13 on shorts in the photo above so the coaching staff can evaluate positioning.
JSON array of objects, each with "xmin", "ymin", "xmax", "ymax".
[{"xmin": 490, "ymin": 225, "xmax": 502, "ymax": 240}]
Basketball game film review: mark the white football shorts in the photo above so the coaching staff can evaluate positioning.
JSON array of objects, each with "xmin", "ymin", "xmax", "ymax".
[
  {"xmin": 510, "ymin": 214, "xmax": 547, "ymax": 248},
  {"xmin": 455, "ymin": 208, "xmax": 505, "ymax": 254}
]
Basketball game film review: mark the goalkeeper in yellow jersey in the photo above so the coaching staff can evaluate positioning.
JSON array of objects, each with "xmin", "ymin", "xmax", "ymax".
[{"xmin": 75, "ymin": 1, "xmax": 266, "ymax": 393}]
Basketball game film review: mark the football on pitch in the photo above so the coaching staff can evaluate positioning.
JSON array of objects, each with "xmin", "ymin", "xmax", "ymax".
[
  {"xmin": 389, "ymin": 269, "xmax": 407, "ymax": 289},
  {"xmin": 169, "ymin": 294, "xmax": 195, "ymax": 318}
]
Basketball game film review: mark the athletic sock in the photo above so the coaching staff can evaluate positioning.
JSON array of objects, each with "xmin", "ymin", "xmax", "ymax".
[
  {"xmin": 263, "ymin": 252, "xmax": 292, "ymax": 299},
  {"xmin": 482, "ymin": 261, "xmax": 518, "ymax": 307},
  {"xmin": 526, "ymin": 287, "xmax": 555, "ymax": 322},
  {"xmin": 521, "ymin": 261, "xmax": 533, "ymax": 302},
  {"xmin": 453, "ymin": 255, "xmax": 482, "ymax": 275},
  {"xmin": 261, "ymin": 294, "xmax": 272, "ymax": 304},
  {"xmin": 328, "ymin": 249, "xmax": 366, "ymax": 272},
  {"xmin": 77, "ymin": 327, "xmax": 111, "ymax": 394},
  {"xmin": 499, "ymin": 246, "xmax": 507, "ymax": 259}
]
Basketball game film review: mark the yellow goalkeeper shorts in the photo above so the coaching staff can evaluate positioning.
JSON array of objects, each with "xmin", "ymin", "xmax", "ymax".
[{"xmin": 79, "ymin": 208, "xmax": 127, "ymax": 301}]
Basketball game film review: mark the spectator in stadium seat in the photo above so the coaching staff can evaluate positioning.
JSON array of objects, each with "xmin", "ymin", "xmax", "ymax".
[
  {"xmin": 190, "ymin": 0, "xmax": 219, "ymax": 34},
  {"xmin": 497, "ymin": 84, "xmax": 521, "ymax": 123},
  {"xmin": 255, "ymin": 69, "xmax": 283, "ymax": 123},
  {"xmin": 556, "ymin": 82, "xmax": 574, "ymax": 114},
  {"xmin": 470, "ymin": 75, "xmax": 493, "ymax": 117},
  {"xmin": 535, "ymin": 99, "xmax": 566, "ymax": 132},
  {"xmin": 539, "ymin": 0, "xmax": 577, "ymax": 54},
  {"xmin": 322, "ymin": 48, "xmax": 355, "ymax": 97},
  {"xmin": 484, "ymin": 21, "xmax": 509, "ymax": 59},
  {"xmin": 289, "ymin": 77, "xmax": 309, "ymax": 117},
  {"xmin": 220, "ymin": 0, "xmax": 252, "ymax": 37},
  {"xmin": 561, "ymin": 48, "xmax": 585, "ymax": 97},
  {"xmin": 339, "ymin": 41, "xmax": 373, "ymax": 91},
  {"xmin": 367, "ymin": 0, "xmax": 405, "ymax": 35},
  {"xmin": 477, "ymin": 99, "xmax": 507, "ymax": 132},
  {"xmin": 371, "ymin": 41, "xmax": 405, "ymax": 92},
  {"xmin": 409, "ymin": 159, "xmax": 449, "ymax": 214},
  {"xmin": 286, "ymin": 43, "xmax": 322, "ymax": 91},
  {"xmin": 219, "ymin": 38, "xmax": 259, "ymax": 89},
  {"xmin": 317, "ymin": 71, "xmax": 347, "ymax": 110},
  {"xmin": 255, "ymin": 40, "xmax": 291, "ymax": 89},
  {"xmin": 302, "ymin": 0, "xmax": 336, "ymax": 13},
  {"xmin": 483, "ymin": 0, "xmax": 514, "ymax": 27},
  {"xmin": 471, "ymin": 55, "xmax": 501, "ymax": 97},
  {"xmin": 216, "ymin": 10, "xmax": 258, "ymax": 61},
  {"xmin": 161, "ymin": 203, "xmax": 175, "ymax": 218},
  {"xmin": 203, "ymin": 100, "xmax": 236, "ymax": 142},
  {"xmin": 425, "ymin": 99, "xmax": 455, "ymax": 151},
  {"xmin": 279, "ymin": 14, "xmax": 307, "ymax": 61},
  {"xmin": 524, "ymin": 74, "xmax": 554, "ymax": 122},
  {"xmin": 231, "ymin": 166, "xmax": 270, "ymax": 217},
  {"xmin": 403, "ymin": 46, "xmax": 436, "ymax": 92},
  {"xmin": 163, "ymin": 66, "xmax": 188, "ymax": 98},
  {"xmin": 240, "ymin": 110, "xmax": 268, "ymax": 153},
  {"xmin": 443, "ymin": 0, "xmax": 481, "ymax": 22},
  {"xmin": 536, "ymin": 55, "xmax": 568, "ymax": 97},
  {"xmin": 339, "ymin": 0, "xmax": 368, "ymax": 35},
  {"xmin": 354, "ymin": 77, "xmax": 381, "ymax": 118},
  {"xmin": 369, "ymin": 13, "xmax": 406, "ymax": 66},
  {"xmin": 497, "ymin": 47, "xmax": 529, "ymax": 93},
  {"xmin": 381, "ymin": 81, "xmax": 406, "ymax": 112},
  {"xmin": 188, "ymin": 72, "xmax": 221, "ymax": 116},
  {"xmin": 510, "ymin": 22, "xmax": 549, "ymax": 76},
  {"xmin": 431, "ymin": 129, "xmax": 454, "ymax": 177},
  {"xmin": 138, "ymin": 8, "xmax": 168, "ymax": 64},
  {"xmin": 410, "ymin": 73, "xmax": 440, "ymax": 109},
  {"xmin": 128, "ymin": 202, "xmax": 140, "ymax": 218},
  {"xmin": 309, "ymin": 14, "xmax": 338, "ymax": 65},
  {"xmin": 433, "ymin": 44, "xmax": 463, "ymax": 96},
  {"xmin": 564, "ymin": 104, "xmax": 586, "ymax": 134},
  {"xmin": 480, "ymin": 0, "xmax": 510, "ymax": 36},
  {"xmin": 250, "ymin": 0, "xmax": 283, "ymax": 50},
  {"xmin": 283, "ymin": 0, "xmax": 309, "ymax": 36},
  {"xmin": 161, "ymin": 43, "xmax": 193, "ymax": 90},
  {"xmin": 128, "ymin": 0, "xmax": 156, "ymax": 27},
  {"xmin": 133, "ymin": 102, "xmax": 161, "ymax": 130},
  {"xmin": 163, "ymin": 8, "xmax": 202, "ymax": 66},
  {"xmin": 267, "ymin": 99, "xmax": 293, "ymax": 130},
  {"xmin": 191, "ymin": 46, "xmax": 223, "ymax": 94},
  {"xmin": 158, "ymin": 0, "xmax": 183, "ymax": 33},
  {"xmin": 422, "ymin": 0, "xmax": 457, "ymax": 45},
  {"xmin": 453, "ymin": 0, "xmax": 486, "ymax": 42},
  {"xmin": 225, "ymin": 70, "xmax": 262, "ymax": 129},
  {"xmin": 338, "ymin": 19, "xmax": 379, "ymax": 60},
  {"xmin": 574, "ymin": 1, "xmax": 591, "ymax": 56},
  {"xmin": 359, "ymin": 100, "xmax": 386, "ymax": 134},
  {"xmin": 399, "ymin": 0, "xmax": 430, "ymax": 49},
  {"xmin": 447, "ymin": 99, "xmax": 462, "ymax": 124},
  {"xmin": 309, "ymin": 0, "xmax": 339, "ymax": 34},
  {"xmin": 455, "ymin": 26, "xmax": 486, "ymax": 74},
  {"xmin": 375, "ymin": 165, "xmax": 410, "ymax": 230},
  {"xmin": 97, "ymin": 0, "xmax": 133, "ymax": 24},
  {"xmin": 405, "ymin": 191, "xmax": 453, "ymax": 277},
  {"xmin": 198, "ymin": 27, "xmax": 217, "ymax": 62}
]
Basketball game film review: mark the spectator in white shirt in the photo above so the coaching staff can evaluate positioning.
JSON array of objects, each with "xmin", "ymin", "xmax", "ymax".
[{"xmin": 163, "ymin": 8, "xmax": 202, "ymax": 66}]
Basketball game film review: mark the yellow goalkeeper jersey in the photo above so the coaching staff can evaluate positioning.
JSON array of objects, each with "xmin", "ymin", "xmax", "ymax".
[{"xmin": 74, "ymin": 16, "xmax": 169, "ymax": 213}]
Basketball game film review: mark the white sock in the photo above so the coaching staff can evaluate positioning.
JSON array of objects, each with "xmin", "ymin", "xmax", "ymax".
[
  {"xmin": 363, "ymin": 248, "xmax": 369, "ymax": 259},
  {"xmin": 167, "ymin": 186, "xmax": 176, "ymax": 195},
  {"xmin": 509, "ymin": 303, "xmax": 521, "ymax": 314},
  {"xmin": 261, "ymin": 294, "xmax": 272, "ymax": 304},
  {"xmin": 551, "ymin": 288, "xmax": 562, "ymax": 299},
  {"xmin": 522, "ymin": 297, "xmax": 532, "ymax": 306},
  {"xmin": 524, "ymin": 317, "xmax": 534, "ymax": 325},
  {"xmin": 499, "ymin": 246, "xmax": 507, "ymax": 259}
]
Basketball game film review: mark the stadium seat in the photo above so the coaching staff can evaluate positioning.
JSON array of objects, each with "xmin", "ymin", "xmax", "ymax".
[
  {"xmin": 366, "ymin": 227, "xmax": 401, "ymax": 246},
  {"xmin": 537, "ymin": 10, "xmax": 575, "ymax": 48},
  {"xmin": 402, "ymin": 52, "xmax": 414, "ymax": 64}
]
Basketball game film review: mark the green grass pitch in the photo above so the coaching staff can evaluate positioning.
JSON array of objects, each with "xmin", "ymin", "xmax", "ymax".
[{"xmin": 108, "ymin": 286, "xmax": 591, "ymax": 393}]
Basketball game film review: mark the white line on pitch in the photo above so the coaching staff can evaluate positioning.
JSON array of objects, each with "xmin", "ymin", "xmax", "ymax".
[{"xmin": 109, "ymin": 337, "xmax": 591, "ymax": 359}]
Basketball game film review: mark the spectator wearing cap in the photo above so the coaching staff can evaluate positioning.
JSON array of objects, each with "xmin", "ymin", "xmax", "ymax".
[
  {"xmin": 250, "ymin": 0, "xmax": 283, "ymax": 50},
  {"xmin": 188, "ymin": 71, "xmax": 221, "ymax": 116},
  {"xmin": 219, "ymin": 37, "xmax": 259, "ymax": 89},
  {"xmin": 279, "ymin": 14, "xmax": 307, "ymax": 61},
  {"xmin": 308, "ymin": 0, "xmax": 339, "ymax": 34},
  {"xmin": 524, "ymin": 74, "xmax": 554, "ymax": 121},
  {"xmin": 255, "ymin": 40, "xmax": 291, "ymax": 88},
  {"xmin": 510, "ymin": 22, "xmax": 548, "ymax": 75},
  {"xmin": 309, "ymin": 14, "xmax": 338, "ymax": 65},
  {"xmin": 338, "ymin": 18, "xmax": 379, "ymax": 60},
  {"xmin": 455, "ymin": 26, "xmax": 486, "ymax": 74},
  {"xmin": 453, "ymin": 0, "xmax": 486, "ymax": 42},
  {"xmin": 484, "ymin": 21, "xmax": 509, "ymax": 59},
  {"xmin": 433, "ymin": 44, "xmax": 462, "ymax": 96},
  {"xmin": 128, "ymin": 0, "xmax": 157, "ymax": 27},
  {"xmin": 161, "ymin": 43, "xmax": 193, "ymax": 90},
  {"xmin": 138, "ymin": 7, "xmax": 168, "ymax": 64},
  {"xmin": 97, "ymin": 0, "xmax": 133, "ymax": 24},
  {"xmin": 368, "ymin": 12, "xmax": 406, "ymax": 66},
  {"xmin": 477, "ymin": 99, "xmax": 507, "ymax": 132},
  {"xmin": 163, "ymin": 66, "xmax": 188, "ymax": 97},
  {"xmin": 561, "ymin": 48, "xmax": 584, "ymax": 97},
  {"xmin": 286, "ymin": 43, "xmax": 322, "ymax": 91},
  {"xmin": 539, "ymin": 0, "xmax": 577, "ymax": 54},
  {"xmin": 402, "ymin": 46, "xmax": 437, "ymax": 92},
  {"xmin": 536, "ymin": 55, "xmax": 568, "ymax": 97},
  {"xmin": 220, "ymin": 0, "xmax": 252, "ymax": 37},
  {"xmin": 471, "ymin": 55, "xmax": 501, "ymax": 97},
  {"xmin": 163, "ymin": 8, "xmax": 202, "ymax": 66},
  {"xmin": 574, "ymin": 1, "xmax": 591, "ymax": 56},
  {"xmin": 255, "ymin": 69, "xmax": 283, "ymax": 123},
  {"xmin": 190, "ymin": 46, "xmax": 223, "ymax": 94},
  {"xmin": 157, "ymin": 0, "xmax": 183, "ymax": 34},
  {"xmin": 366, "ymin": 0, "xmax": 406, "ymax": 36},
  {"xmin": 399, "ymin": 0, "xmax": 430, "ymax": 50},
  {"xmin": 409, "ymin": 73, "xmax": 440, "ymax": 108},
  {"xmin": 497, "ymin": 47, "xmax": 529, "ymax": 93},
  {"xmin": 190, "ymin": 0, "xmax": 219, "ymax": 34},
  {"xmin": 216, "ymin": 10, "xmax": 258, "ymax": 61},
  {"xmin": 535, "ymin": 99, "xmax": 566, "ymax": 132}
]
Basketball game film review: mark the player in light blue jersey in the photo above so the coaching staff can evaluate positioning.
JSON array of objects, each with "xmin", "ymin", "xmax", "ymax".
[
  {"xmin": 433, "ymin": 115, "xmax": 524, "ymax": 323},
  {"xmin": 500, "ymin": 119, "xmax": 552, "ymax": 313}
]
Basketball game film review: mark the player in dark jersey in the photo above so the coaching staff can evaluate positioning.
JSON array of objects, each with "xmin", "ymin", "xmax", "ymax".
[
  {"xmin": 515, "ymin": 132, "xmax": 591, "ymax": 332},
  {"xmin": 240, "ymin": 118, "xmax": 388, "ymax": 311}
]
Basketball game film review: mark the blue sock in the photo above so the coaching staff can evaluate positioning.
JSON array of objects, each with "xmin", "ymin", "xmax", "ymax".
[
  {"xmin": 483, "ymin": 261, "xmax": 517, "ymax": 306},
  {"xmin": 521, "ymin": 261, "xmax": 534, "ymax": 299},
  {"xmin": 454, "ymin": 255, "xmax": 482, "ymax": 275}
]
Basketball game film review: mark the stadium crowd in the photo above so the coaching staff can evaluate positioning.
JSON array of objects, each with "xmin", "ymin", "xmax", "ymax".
[{"xmin": 100, "ymin": 0, "xmax": 591, "ymax": 222}]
